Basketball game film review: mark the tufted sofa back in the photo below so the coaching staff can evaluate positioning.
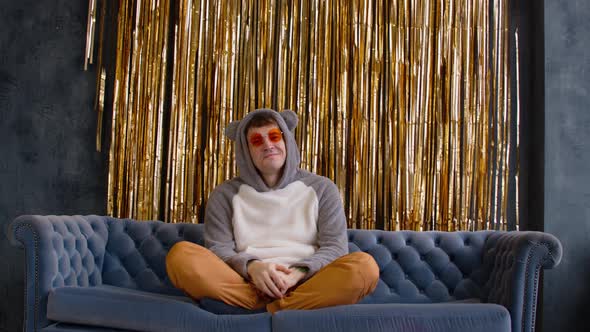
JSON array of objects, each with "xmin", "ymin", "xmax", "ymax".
[
  {"xmin": 30, "ymin": 216, "xmax": 110, "ymax": 289},
  {"xmin": 100, "ymin": 218, "xmax": 496, "ymax": 303},
  {"xmin": 101, "ymin": 217, "xmax": 203, "ymax": 295},
  {"xmin": 348, "ymin": 229, "xmax": 495, "ymax": 303}
]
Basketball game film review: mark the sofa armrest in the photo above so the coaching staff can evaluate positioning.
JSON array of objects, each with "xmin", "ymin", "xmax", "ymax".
[
  {"xmin": 482, "ymin": 231, "xmax": 563, "ymax": 332},
  {"xmin": 9, "ymin": 215, "xmax": 109, "ymax": 332}
]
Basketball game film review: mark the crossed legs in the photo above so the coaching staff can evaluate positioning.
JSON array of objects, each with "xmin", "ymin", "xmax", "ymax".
[{"xmin": 166, "ymin": 241, "xmax": 379, "ymax": 313}]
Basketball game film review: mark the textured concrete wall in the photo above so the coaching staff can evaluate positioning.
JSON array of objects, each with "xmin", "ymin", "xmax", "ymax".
[
  {"xmin": 0, "ymin": 1, "xmax": 107, "ymax": 330},
  {"xmin": 543, "ymin": 0, "xmax": 590, "ymax": 331}
]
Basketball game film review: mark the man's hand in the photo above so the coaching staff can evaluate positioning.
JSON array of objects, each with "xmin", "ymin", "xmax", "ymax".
[
  {"xmin": 277, "ymin": 267, "xmax": 307, "ymax": 292},
  {"xmin": 247, "ymin": 261, "xmax": 291, "ymax": 298}
]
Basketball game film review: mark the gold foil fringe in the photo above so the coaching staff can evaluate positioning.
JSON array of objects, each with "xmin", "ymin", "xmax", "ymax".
[
  {"xmin": 102, "ymin": 0, "xmax": 171, "ymax": 219},
  {"xmin": 88, "ymin": 0, "xmax": 519, "ymax": 231},
  {"xmin": 84, "ymin": 0, "xmax": 97, "ymax": 70}
]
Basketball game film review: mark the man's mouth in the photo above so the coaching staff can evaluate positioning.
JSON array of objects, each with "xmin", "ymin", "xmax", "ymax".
[{"xmin": 264, "ymin": 153, "xmax": 280, "ymax": 158}]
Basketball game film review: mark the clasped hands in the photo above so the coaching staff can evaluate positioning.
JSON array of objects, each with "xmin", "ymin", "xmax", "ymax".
[{"xmin": 247, "ymin": 260, "xmax": 306, "ymax": 299}]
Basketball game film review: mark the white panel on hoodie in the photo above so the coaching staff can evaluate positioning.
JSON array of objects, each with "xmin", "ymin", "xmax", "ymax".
[{"xmin": 232, "ymin": 181, "xmax": 319, "ymax": 267}]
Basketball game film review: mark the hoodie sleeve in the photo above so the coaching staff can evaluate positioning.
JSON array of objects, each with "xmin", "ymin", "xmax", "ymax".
[
  {"xmin": 290, "ymin": 178, "xmax": 348, "ymax": 279},
  {"xmin": 204, "ymin": 184, "xmax": 259, "ymax": 279}
]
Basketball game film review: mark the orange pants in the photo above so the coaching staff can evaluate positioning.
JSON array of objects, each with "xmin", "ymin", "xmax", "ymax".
[{"xmin": 166, "ymin": 241, "xmax": 379, "ymax": 313}]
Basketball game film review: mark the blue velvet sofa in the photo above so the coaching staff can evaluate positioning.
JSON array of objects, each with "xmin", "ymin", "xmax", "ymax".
[{"xmin": 9, "ymin": 215, "xmax": 562, "ymax": 332}]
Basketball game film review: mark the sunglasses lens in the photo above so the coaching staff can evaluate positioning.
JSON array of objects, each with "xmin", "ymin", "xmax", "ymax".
[
  {"xmin": 249, "ymin": 134, "xmax": 264, "ymax": 146},
  {"xmin": 268, "ymin": 129, "xmax": 283, "ymax": 142}
]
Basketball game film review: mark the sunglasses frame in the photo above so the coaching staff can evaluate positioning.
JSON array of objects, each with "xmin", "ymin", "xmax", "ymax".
[{"xmin": 248, "ymin": 128, "xmax": 284, "ymax": 147}]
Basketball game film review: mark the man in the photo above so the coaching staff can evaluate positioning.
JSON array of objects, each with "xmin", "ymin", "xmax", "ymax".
[{"xmin": 166, "ymin": 108, "xmax": 379, "ymax": 313}]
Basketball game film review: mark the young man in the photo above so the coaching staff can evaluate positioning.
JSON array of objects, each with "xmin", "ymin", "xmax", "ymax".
[{"xmin": 166, "ymin": 108, "xmax": 379, "ymax": 313}]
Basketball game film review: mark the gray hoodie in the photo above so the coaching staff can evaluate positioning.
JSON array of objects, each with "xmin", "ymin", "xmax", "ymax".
[{"xmin": 204, "ymin": 109, "xmax": 348, "ymax": 280}]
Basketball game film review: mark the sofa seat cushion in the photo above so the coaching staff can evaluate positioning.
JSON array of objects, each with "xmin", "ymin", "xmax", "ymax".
[
  {"xmin": 272, "ymin": 303, "xmax": 510, "ymax": 332},
  {"xmin": 198, "ymin": 297, "xmax": 480, "ymax": 315},
  {"xmin": 47, "ymin": 286, "xmax": 271, "ymax": 332},
  {"xmin": 198, "ymin": 295, "xmax": 482, "ymax": 315}
]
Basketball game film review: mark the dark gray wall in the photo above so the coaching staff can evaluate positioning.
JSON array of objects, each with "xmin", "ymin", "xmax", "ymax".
[
  {"xmin": 543, "ymin": 0, "xmax": 590, "ymax": 331},
  {"xmin": 514, "ymin": 0, "xmax": 546, "ymax": 234},
  {"xmin": 0, "ymin": 0, "xmax": 107, "ymax": 331}
]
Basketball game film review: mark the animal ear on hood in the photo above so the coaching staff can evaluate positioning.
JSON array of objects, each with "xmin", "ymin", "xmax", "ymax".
[
  {"xmin": 224, "ymin": 120, "xmax": 240, "ymax": 141},
  {"xmin": 280, "ymin": 110, "xmax": 298, "ymax": 132}
]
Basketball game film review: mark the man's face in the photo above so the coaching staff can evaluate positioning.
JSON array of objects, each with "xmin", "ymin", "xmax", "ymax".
[{"xmin": 246, "ymin": 123, "xmax": 287, "ymax": 179}]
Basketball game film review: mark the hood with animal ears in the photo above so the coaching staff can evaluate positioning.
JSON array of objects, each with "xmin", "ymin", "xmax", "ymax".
[{"xmin": 224, "ymin": 108, "xmax": 300, "ymax": 192}]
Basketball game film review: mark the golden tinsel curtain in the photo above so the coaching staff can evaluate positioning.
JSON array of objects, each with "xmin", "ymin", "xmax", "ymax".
[{"xmin": 86, "ymin": 0, "xmax": 519, "ymax": 231}]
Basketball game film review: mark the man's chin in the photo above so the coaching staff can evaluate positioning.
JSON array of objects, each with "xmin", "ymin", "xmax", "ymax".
[
  {"xmin": 260, "ymin": 160, "xmax": 285, "ymax": 171},
  {"xmin": 262, "ymin": 157, "xmax": 286, "ymax": 166}
]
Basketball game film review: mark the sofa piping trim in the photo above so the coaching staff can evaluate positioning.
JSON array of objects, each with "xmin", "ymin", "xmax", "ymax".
[
  {"xmin": 522, "ymin": 241, "xmax": 552, "ymax": 332},
  {"xmin": 16, "ymin": 223, "xmax": 40, "ymax": 332}
]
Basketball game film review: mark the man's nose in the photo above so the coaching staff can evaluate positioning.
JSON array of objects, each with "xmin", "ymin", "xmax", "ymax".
[{"xmin": 261, "ymin": 137, "xmax": 274, "ymax": 149}]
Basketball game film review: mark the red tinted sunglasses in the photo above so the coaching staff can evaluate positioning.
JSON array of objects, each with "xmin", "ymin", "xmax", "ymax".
[{"xmin": 248, "ymin": 128, "xmax": 284, "ymax": 147}]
